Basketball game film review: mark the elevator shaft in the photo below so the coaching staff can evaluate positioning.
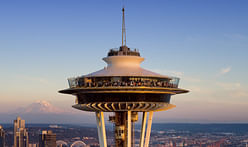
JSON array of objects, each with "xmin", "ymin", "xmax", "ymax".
[{"xmin": 109, "ymin": 112, "xmax": 138, "ymax": 147}]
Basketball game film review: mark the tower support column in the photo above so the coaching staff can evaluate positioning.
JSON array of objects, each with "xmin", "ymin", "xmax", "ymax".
[
  {"xmin": 139, "ymin": 112, "xmax": 147, "ymax": 147},
  {"xmin": 95, "ymin": 112, "xmax": 107, "ymax": 147},
  {"xmin": 126, "ymin": 111, "xmax": 132, "ymax": 147},
  {"xmin": 144, "ymin": 111, "xmax": 154, "ymax": 147}
]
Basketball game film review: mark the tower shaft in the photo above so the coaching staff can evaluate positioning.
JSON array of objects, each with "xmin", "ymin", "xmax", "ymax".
[{"xmin": 109, "ymin": 111, "xmax": 142, "ymax": 147}]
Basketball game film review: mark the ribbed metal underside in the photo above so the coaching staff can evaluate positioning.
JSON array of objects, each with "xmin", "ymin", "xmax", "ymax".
[{"xmin": 72, "ymin": 102, "xmax": 175, "ymax": 112}]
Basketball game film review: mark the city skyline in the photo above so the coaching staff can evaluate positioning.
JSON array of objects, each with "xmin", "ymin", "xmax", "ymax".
[{"xmin": 0, "ymin": 0, "xmax": 248, "ymax": 123}]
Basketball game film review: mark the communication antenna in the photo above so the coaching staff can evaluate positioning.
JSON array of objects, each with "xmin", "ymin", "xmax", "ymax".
[{"xmin": 122, "ymin": 7, "xmax": 126, "ymax": 46}]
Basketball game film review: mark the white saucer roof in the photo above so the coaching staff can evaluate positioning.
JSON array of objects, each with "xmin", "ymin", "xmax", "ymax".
[
  {"xmin": 85, "ymin": 67, "xmax": 170, "ymax": 78},
  {"xmin": 84, "ymin": 55, "xmax": 171, "ymax": 79}
]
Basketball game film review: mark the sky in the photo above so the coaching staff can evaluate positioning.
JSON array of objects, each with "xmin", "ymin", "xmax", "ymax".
[{"xmin": 0, "ymin": 0, "xmax": 248, "ymax": 123}]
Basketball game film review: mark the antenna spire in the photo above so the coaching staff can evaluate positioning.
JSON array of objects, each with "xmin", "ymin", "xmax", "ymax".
[{"xmin": 122, "ymin": 7, "xmax": 126, "ymax": 46}]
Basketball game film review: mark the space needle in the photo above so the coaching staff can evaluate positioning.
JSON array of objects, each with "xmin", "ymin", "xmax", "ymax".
[{"xmin": 59, "ymin": 8, "xmax": 189, "ymax": 147}]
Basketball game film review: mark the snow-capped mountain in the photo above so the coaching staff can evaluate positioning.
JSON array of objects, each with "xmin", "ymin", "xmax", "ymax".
[
  {"xmin": 18, "ymin": 100, "xmax": 64, "ymax": 114},
  {"xmin": 0, "ymin": 100, "xmax": 95, "ymax": 124}
]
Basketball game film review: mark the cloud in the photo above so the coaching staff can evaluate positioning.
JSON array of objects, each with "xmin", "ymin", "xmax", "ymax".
[{"xmin": 219, "ymin": 67, "xmax": 231, "ymax": 75}]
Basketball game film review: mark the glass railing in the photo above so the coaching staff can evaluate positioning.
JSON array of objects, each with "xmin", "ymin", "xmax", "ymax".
[
  {"xmin": 169, "ymin": 77, "xmax": 180, "ymax": 87},
  {"xmin": 68, "ymin": 77, "xmax": 78, "ymax": 88},
  {"xmin": 68, "ymin": 76, "xmax": 180, "ymax": 89}
]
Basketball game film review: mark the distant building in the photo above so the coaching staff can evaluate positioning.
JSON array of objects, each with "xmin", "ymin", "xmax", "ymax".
[
  {"xmin": 0, "ymin": 125, "xmax": 5, "ymax": 147},
  {"xmin": 39, "ymin": 130, "xmax": 56, "ymax": 147},
  {"xmin": 28, "ymin": 144, "xmax": 37, "ymax": 147},
  {"xmin": 14, "ymin": 116, "xmax": 29, "ymax": 147}
]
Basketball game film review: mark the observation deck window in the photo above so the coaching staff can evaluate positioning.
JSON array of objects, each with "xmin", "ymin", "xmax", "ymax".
[{"xmin": 68, "ymin": 76, "xmax": 179, "ymax": 89}]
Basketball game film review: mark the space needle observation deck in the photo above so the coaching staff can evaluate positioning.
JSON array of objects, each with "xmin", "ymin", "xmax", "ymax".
[{"xmin": 59, "ymin": 8, "xmax": 189, "ymax": 147}]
